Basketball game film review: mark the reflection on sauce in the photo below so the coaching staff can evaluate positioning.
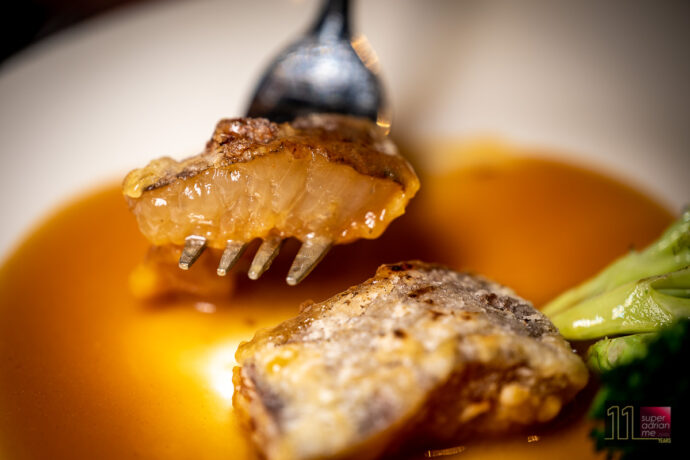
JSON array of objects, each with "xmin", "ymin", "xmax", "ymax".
[{"xmin": 0, "ymin": 144, "xmax": 672, "ymax": 459}]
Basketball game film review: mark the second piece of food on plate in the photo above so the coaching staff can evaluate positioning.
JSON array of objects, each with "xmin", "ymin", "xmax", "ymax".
[
  {"xmin": 123, "ymin": 114, "xmax": 419, "ymax": 286},
  {"xmin": 233, "ymin": 261, "xmax": 588, "ymax": 460}
]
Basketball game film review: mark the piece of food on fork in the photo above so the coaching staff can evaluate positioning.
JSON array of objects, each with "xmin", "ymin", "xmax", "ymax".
[{"xmin": 123, "ymin": 114, "xmax": 419, "ymax": 285}]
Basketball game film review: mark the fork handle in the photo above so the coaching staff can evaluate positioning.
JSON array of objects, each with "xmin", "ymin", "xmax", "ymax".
[{"xmin": 310, "ymin": 0, "xmax": 351, "ymax": 40}]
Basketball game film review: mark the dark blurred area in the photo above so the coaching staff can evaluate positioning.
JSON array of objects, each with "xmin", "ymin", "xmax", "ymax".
[{"xmin": 2, "ymin": 0, "xmax": 151, "ymax": 63}]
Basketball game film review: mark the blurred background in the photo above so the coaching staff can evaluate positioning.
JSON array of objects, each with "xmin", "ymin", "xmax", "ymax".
[{"xmin": 2, "ymin": 0, "xmax": 146, "ymax": 63}]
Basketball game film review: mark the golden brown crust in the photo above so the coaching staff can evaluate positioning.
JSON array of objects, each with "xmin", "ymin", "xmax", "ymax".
[
  {"xmin": 123, "ymin": 114, "xmax": 416, "ymax": 199},
  {"xmin": 233, "ymin": 366, "xmax": 282, "ymax": 458},
  {"xmin": 234, "ymin": 261, "xmax": 588, "ymax": 460}
]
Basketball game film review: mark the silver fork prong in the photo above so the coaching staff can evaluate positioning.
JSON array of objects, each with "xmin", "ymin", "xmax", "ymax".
[
  {"xmin": 286, "ymin": 237, "xmax": 332, "ymax": 286},
  {"xmin": 179, "ymin": 235, "xmax": 207, "ymax": 270},
  {"xmin": 248, "ymin": 236, "xmax": 284, "ymax": 280},
  {"xmin": 217, "ymin": 240, "xmax": 248, "ymax": 276}
]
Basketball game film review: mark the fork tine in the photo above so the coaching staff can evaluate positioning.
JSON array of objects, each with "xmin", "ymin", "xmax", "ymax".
[
  {"xmin": 286, "ymin": 237, "xmax": 332, "ymax": 286},
  {"xmin": 217, "ymin": 240, "xmax": 248, "ymax": 276},
  {"xmin": 179, "ymin": 235, "xmax": 207, "ymax": 270},
  {"xmin": 248, "ymin": 236, "xmax": 284, "ymax": 280}
]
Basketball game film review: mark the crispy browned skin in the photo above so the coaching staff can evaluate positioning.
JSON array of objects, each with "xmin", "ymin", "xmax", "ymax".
[
  {"xmin": 233, "ymin": 262, "xmax": 588, "ymax": 460},
  {"xmin": 125, "ymin": 115, "xmax": 417, "ymax": 196},
  {"xmin": 122, "ymin": 114, "xmax": 419, "ymax": 248}
]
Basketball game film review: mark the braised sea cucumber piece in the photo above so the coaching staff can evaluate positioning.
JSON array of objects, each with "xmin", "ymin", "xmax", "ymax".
[
  {"xmin": 123, "ymin": 114, "xmax": 419, "ymax": 284},
  {"xmin": 233, "ymin": 261, "xmax": 588, "ymax": 460}
]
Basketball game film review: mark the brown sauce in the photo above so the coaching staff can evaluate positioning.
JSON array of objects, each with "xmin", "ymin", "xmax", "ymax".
[{"xmin": 0, "ymin": 144, "xmax": 672, "ymax": 459}]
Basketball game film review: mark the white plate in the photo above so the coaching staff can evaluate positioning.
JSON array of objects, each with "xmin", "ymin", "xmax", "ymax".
[{"xmin": 1, "ymin": 0, "xmax": 688, "ymax": 260}]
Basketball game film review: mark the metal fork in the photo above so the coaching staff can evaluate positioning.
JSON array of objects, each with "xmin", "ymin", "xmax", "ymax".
[{"xmin": 179, "ymin": 0, "xmax": 387, "ymax": 285}]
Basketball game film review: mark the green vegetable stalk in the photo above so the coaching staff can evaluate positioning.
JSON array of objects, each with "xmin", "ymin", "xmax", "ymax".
[
  {"xmin": 543, "ymin": 208, "xmax": 690, "ymax": 317},
  {"xmin": 543, "ymin": 209, "xmax": 690, "ymax": 341},
  {"xmin": 585, "ymin": 333, "xmax": 656, "ymax": 373},
  {"xmin": 550, "ymin": 267, "xmax": 690, "ymax": 340}
]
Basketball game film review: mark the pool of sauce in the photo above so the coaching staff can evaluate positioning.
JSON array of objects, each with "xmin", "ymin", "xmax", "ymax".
[{"xmin": 0, "ymin": 144, "xmax": 672, "ymax": 459}]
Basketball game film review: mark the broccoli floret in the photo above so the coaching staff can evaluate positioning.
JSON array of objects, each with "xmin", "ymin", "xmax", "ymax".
[
  {"xmin": 543, "ymin": 209, "xmax": 690, "ymax": 318},
  {"xmin": 589, "ymin": 319, "xmax": 689, "ymax": 459}
]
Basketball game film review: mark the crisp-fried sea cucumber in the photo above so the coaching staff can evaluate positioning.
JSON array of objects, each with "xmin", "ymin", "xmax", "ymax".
[{"xmin": 233, "ymin": 262, "xmax": 588, "ymax": 460}]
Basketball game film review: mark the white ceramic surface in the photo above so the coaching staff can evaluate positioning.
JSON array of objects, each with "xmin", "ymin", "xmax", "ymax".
[{"xmin": 1, "ymin": 0, "xmax": 688, "ymax": 260}]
